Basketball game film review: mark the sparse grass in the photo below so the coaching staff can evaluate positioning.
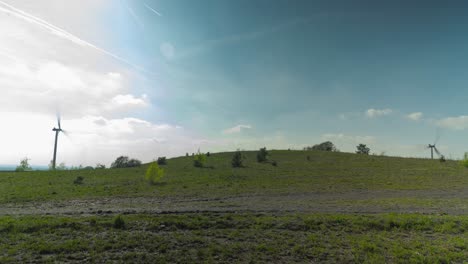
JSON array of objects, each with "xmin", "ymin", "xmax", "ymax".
[
  {"xmin": 0, "ymin": 150, "xmax": 465, "ymax": 204},
  {"xmin": 0, "ymin": 213, "xmax": 467, "ymax": 262},
  {"xmin": 1, "ymin": 151, "xmax": 468, "ymax": 262}
]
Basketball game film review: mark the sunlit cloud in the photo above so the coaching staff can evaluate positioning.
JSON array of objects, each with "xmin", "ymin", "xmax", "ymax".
[
  {"xmin": 0, "ymin": 0, "xmax": 143, "ymax": 71},
  {"xmin": 365, "ymin": 108, "xmax": 392, "ymax": 118},
  {"xmin": 223, "ymin": 125, "xmax": 252, "ymax": 134},
  {"xmin": 406, "ymin": 112, "xmax": 423, "ymax": 121}
]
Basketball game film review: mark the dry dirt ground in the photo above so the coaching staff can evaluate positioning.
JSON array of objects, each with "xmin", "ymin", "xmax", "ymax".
[{"xmin": 2, "ymin": 188, "xmax": 468, "ymax": 216}]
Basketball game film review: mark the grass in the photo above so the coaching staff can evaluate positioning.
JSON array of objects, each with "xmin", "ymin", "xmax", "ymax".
[
  {"xmin": 1, "ymin": 150, "xmax": 468, "ymax": 262},
  {"xmin": 0, "ymin": 150, "xmax": 466, "ymax": 204},
  {"xmin": 0, "ymin": 213, "xmax": 467, "ymax": 263}
]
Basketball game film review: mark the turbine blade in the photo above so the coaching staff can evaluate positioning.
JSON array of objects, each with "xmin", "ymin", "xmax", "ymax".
[{"xmin": 434, "ymin": 147, "xmax": 441, "ymax": 157}]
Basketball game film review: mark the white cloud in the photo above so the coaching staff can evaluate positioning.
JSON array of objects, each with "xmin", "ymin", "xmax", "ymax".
[
  {"xmin": 0, "ymin": 113, "xmax": 214, "ymax": 166},
  {"xmin": 0, "ymin": 1, "xmax": 209, "ymax": 166},
  {"xmin": 436, "ymin": 116, "xmax": 468, "ymax": 130},
  {"xmin": 365, "ymin": 108, "xmax": 392, "ymax": 118},
  {"xmin": 111, "ymin": 94, "xmax": 148, "ymax": 108},
  {"xmin": 223, "ymin": 124, "xmax": 252, "ymax": 134},
  {"xmin": 406, "ymin": 112, "xmax": 423, "ymax": 121}
]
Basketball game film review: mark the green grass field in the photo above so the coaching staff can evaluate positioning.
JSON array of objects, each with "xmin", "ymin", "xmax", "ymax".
[{"xmin": 1, "ymin": 150, "xmax": 468, "ymax": 262}]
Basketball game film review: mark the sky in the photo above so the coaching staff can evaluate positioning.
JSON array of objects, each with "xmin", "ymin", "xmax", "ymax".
[{"xmin": 2, "ymin": 0, "xmax": 468, "ymax": 166}]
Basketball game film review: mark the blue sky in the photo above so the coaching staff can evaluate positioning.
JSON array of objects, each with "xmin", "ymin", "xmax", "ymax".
[{"xmin": 2, "ymin": 0, "xmax": 468, "ymax": 166}]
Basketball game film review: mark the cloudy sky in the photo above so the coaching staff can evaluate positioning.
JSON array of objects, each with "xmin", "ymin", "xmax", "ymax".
[{"xmin": 2, "ymin": 0, "xmax": 468, "ymax": 166}]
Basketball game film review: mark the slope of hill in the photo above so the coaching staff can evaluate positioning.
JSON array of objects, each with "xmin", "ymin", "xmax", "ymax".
[{"xmin": 0, "ymin": 150, "xmax": 467, "ymax": 262}]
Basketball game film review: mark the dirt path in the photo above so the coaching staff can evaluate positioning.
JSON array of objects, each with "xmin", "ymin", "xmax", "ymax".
[{"xmin": 1, "ymin": 188, "xmax": 468, "ymax": 216}]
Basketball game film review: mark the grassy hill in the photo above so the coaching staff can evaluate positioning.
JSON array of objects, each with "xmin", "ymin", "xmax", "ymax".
[
  {"xmin": 1, "ymin": 150, "xmax": 468, "ymax": 262},
  {"xmin": 1, "ymin": 150, "xmax": 467, "ymax": 202}
]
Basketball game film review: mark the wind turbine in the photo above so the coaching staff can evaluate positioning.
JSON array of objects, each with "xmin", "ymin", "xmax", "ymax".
[
  {"xmin": 51, "ymin": 114, "xmax": 65, "ymax": 170},
  {"xmin": 427, "ymin": 133, "xmax": 444, "ymax": 160}
]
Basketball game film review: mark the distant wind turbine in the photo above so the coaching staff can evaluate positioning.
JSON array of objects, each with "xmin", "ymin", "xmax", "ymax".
[{"xmin": 51, "ymin": 114, "xmax": 66, "ymax": 170}]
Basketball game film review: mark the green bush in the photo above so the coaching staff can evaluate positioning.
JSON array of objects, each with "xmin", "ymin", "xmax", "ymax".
[
  {"xmin": 113, "ymin": 215, "xmax": 126, "ymax": 229},
  {"xmin": 157, "ymin": 157, "xmax": 167, "ymax": 165},
  {"xmin": 461, "ymin": 153, "xmax": 468, "ymax": 168},
  {"xmin": 111, "ymin": 156, "xmax": 142, "ymax": 168},
  {"xmin": 73, "ymin": 176, "xmax": 84, "ymax": 185},
  {"xmin": 257, "ymin": 147, "xmax": 268, "ymax": 163},
  {"xmin": 356, "ymin": 144, "xmax": 370, "ymax": 155},
  {"xmin": 231, "ymin": 151, "xmax": 244, "ymax": 168},
  {"xmin": 194, "ymin": 152, "xmax": 207, "ymax": 168},
  {"xmin": 145, "ymin": 162, "xmax": 165, "ymax": 185},
  {"xmin": 15, "ymin": 157, "xmax": 32, "ymax": 172}
]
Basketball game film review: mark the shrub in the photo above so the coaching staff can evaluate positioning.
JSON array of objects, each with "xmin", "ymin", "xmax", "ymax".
[
  {"xmin": 145, "ymin": 162, "xmax": 165, "ymax": 184},
  {"xmin": 231, "ymin": 151, "xmax": 244, "ymax": 168},
  {"xmin": 356, "ymin": 144, "xmax": 370, "ymax": 155},
  {"xmin": 257, "ymin": 147, "xmax": 268, "ymax": 163},
  {"xmin": 272, "ymin": 161, "xmax": 278, "ymax": 167},
  {"xmin": 15, "ymin": 157, "xmax": 32, "ymax": 172},
  {"xmin": 113, "ymin": 215, "xmax": 126, "ymax": 229},
  {"xmin": 461, "ymin": 153, "xmax": 468, "ymax": 168},
  {"xmin": 194, "ymin": 152, "xmax": 207, "ymax": 168},
  {"xmin": 304, "ymin": 141, "xmax": 338, "ymax": 152},
  {"xmin": 111, "ymin": 156, "xmax": 142, "ymax": 168},
  {"xmin": 73, "ymin": 176, "xmax": 84, "ymax": 185},
  {"xmin": 157, "ymin": 157, "xmax": 167, "ymax": 165},
  {"xmin": 127, "ymin": 159, "xmax": 142, "ymax": 167},
  {"xmin": 95, "ymin": 164, "xmax": 106, "ymax": 169}
]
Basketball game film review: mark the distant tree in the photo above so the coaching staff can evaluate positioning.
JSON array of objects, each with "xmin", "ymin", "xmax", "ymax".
[
  {"xmin": 111, "ymin": 156, "xmax": 141, "ymax": 168},
  {"xmin": 157, "ymin": 157, "xmax": 167, "ymax": 165},
  {"xmin": 57, "ymin": 163, "xmax": 67, "ymax": 170},
  {"xmin": 206, "ymin": 152, "xmax": 211, "ymax": 157},
  {"xmin": 186, "ymin": 153, "xmax": 189, "ymax": 157},
  {"xmin": 15, "ymin": 157, "xmax": 32, "ymax": 172},
  {"xmin": 304, "ymin": 141, "xmax": 338, "ymax": 152},
  {"xmin": 111, "ymin": 156, "xmax": 129, "ymax": 168},
  {"xmin": 95, "ymin": 163, "xmax": 106, "ymax": 170},
  {"xmin": 145, "ymin": 162, "xmax": 165, "ymax": 185},
  {"xmin": 194, "ymin": 152, "xmax": 207, "ymax": 168},
  {"xmin": 127, "ymin": 159, "xmax": 142, "ymax": 168},
  {"xmin": 83, "ymin": 166, "xmax": 94, "ymax": 170},
  {"xmin": 231, "ymin": 151, "xmax": 244, "ymax": 168},
  {"xmin": 356, "ymin": 144, "xmax": 370, "ymax": 155},
  {"xmin": 257, "ymin": 147, "xmax": 269, "ymax": 163}
]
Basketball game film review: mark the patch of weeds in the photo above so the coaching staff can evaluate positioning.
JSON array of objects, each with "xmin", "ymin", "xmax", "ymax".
[
  {"xmin": 73, "ymin": 176, "xmax": 84, "ymax": 185},
  {"xmin": 113, "ymin": 215, "xmax": 126, "ymax": 229}
]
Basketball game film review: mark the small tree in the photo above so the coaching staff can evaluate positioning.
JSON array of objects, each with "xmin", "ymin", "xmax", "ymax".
[
  {"xmin": 57, "ymin": 163, "xmax": 67, "ymax": 170},
  {"xmin": 194, "ymin": 152, "xmax": 206, "ymax": 168},
  {"xmin": 356, "ymin": 144, "xmax": 370, "ymax": 155},
  {"xmin": 111, "ymin": 156, "xmax": 141, "ymax": 168},
  {"xmin": 145, "ymin": 162, "xmax": 165, "ymax": 184},
  {"xmin": 95, "ymin": 163, "xmax": 106, "ymax": 169},
  {"xmin": 127, "ymin": 159, "xmax": 142, "ymax": 168},
  {"xmin": 111, "ymin": 156, "xmax": 129, "ymax": 168},
  {"xmin": 257, "ymin": 147, "xmax": 268, "ymax": 163},
  {"xmin": 231, "ymin": 151, "xmax": 244, "ymax": 168},
  {"xmin": 304, "ymin": 141, "xmax": 338, "ymax": 152},
  {"xmin": 157, "ymin": 157, "xmax": 167, "ymax": 165},
  {"xmin": 16, "ymin": 157, "xmax": 32, "ymax": 172}
]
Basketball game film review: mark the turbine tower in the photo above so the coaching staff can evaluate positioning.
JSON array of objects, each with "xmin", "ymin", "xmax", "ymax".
[{"xmin": 52, "ymin": 115, "xmax": 64, "ymax": 170}]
